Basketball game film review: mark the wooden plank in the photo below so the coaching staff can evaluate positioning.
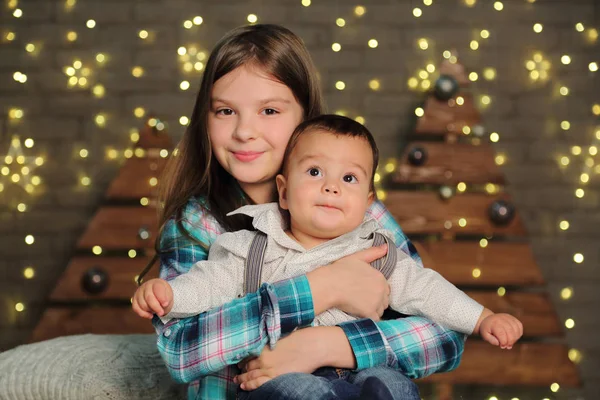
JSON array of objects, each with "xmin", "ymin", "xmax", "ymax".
[
  {"xmin": 50, "ymin": 256, "xmax": 159, "ymax": 301},
  {"xmin": 384, "ymin": 192, "xmax": 527, "ymax": 236},
  {"xmin": 48, "ymin": 258, "xmax": 559, "ymax": 337},
  {"xmin": 395, "ymin": 142, "xmax": 505, "ymax": 185},
  {"xmin": 106, "ymin": 157, "xmax": 167, "ymax": 199},
  {"xmin": 420, "ymin": 341, "xmax": 580, "ymax": 387},
  {"xmin": 77, "ymin": 206, "xmax": 158, "ymax": 249},
  {"xmin": 414, "ymin": 241, "xmax": 545, "ymax": 286},
  {"xmin": 465, "ymin": 291, "xmax": 561, "ymax": 337},
  {"xmin": 29, "ymin": 307, "xmax": 155, "ymax": 343},
  {"xmin": 415, "ymin": 93, "xmax": 481, "ymax": 136}
]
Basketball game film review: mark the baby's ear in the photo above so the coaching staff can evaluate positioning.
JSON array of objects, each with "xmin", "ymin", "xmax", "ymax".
[{"xmin": 276, "ymin": 174, "xmax": 289, "ymax": 210}]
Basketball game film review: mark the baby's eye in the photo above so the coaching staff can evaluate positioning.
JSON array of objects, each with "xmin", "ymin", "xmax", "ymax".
[
  {"xmin": 308, "ymin": 168, "xmax": 322, "ymax": 177},
  {"xmin": 216, "ymin": 108, "xmax": 234, "ymax": 116},
  {"xmin": 343, "ymin": 174, "xmax": 358, "ymax": 183}
]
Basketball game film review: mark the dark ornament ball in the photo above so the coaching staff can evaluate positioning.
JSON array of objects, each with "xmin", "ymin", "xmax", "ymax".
[
  {"xmin": 407, "ymin": 147, "xmax": 428, "ymax": 166},
  {"xmin": 488, "ymin": 200, "xmax": 515, "ymax": 226},
  {"xmin": 433, "ymin": 75, "xmax": 460, "ymax": 101},
  {"xmin": 81, "ymin": 267, "xmax": 109, "ymax": 294}
]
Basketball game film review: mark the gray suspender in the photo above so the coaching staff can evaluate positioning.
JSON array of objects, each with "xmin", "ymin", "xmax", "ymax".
[{"xmin": 243, "ymin": 231, "xmax": 397, "ymax": 295}]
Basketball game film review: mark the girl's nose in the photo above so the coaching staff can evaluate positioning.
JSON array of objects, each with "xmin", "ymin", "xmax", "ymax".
[{"xmin": 232, "ymin": 116, "xmax": 257, "ymax": 141}]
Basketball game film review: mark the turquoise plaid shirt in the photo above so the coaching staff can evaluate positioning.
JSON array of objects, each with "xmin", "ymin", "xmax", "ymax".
[{"xmin": 153, "ymin": 197, "xmax": 466, "ymax": 400}]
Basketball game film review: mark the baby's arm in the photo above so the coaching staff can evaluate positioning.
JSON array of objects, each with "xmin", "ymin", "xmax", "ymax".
[
  {"xmin": 142, "ymin": 231, "xmax": 250, "ymax": 323},
  {"xmin": 387, "ymin": 245, "xmax": 523, "ymax": 346}
]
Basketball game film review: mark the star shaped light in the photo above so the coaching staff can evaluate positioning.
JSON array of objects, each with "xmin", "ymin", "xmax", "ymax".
[{"xmin": 0, "ymin": 135, "xmax": 44, "ymax": 194}]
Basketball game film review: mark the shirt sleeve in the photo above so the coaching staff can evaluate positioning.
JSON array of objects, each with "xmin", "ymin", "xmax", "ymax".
[
  {"xmin": 337, "ymin": 200, "xmax": 467, "ymax": 377},
  {"xmin": 152, "ymin": 199, "xmax": 315, "ymax": 384},
  {"xmin": 388, "ymin": 250, "xmax": 484, "ymax": 334},
  {"xmin": 159, "ymin": 234, "xmax": 247, "ymax": 323}
]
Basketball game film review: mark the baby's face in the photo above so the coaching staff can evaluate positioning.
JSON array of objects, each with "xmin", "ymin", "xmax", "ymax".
[{"xmin": 277, "ymin": 131, "xmax": 374, "ymax": 239}]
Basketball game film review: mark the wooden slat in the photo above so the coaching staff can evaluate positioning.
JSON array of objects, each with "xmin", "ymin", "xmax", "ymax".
[
  {"xmin": 384, "ymin": 192, "xmax": 527, "ymax": 236},
  {"xmin": 465, "ymin": 291, "xmax": 561, "ymax": 337},
  {"xmin": 30, "ymin": 307, "xmax": 154, "ymax": 343},
  {"xmin": 50, "ymin": 256, "xmax": 159, "ymax": 301},
  {"xmin": 420, "ymin": 341, "xmax": 580, "ymax": 387},
  {"xmin": 106, "ymin": 157, "xmax": 167, "ymax": 199},
  {"xmin": 48, "ymin": 257, "xmax": 558, "ymax": 336},
  {"xmin": 77, "ymin": 206, "xmax": 158, "ymax": 249},
  {"xmin": 395, "ymin": 142, "xmax": 505, "ymax": 184},
  {"xmin": 415, "ymin": 93, "xmax": 481, "ymax": 136},
  {"xmin": 414, "ymin": 241, "xmax": 545, "ymax": 286}
]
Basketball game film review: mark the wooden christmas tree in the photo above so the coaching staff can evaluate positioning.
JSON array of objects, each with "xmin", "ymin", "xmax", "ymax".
[
  {"xmin": 380, "ymin": 60, "xmax": 580, "ymax": 398},
  {"xmin": 30, "ymin": 118, "xmax": 172, "ymax": 342}
]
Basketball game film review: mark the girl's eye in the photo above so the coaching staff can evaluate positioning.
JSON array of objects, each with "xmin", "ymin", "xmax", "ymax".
[
  {"xmin": 343, "ymin": 174, "xmax": 358, "ymax": 183},
  {"xmin": 308, "ymin": 168, "xmax": 322, "ymax": 177},
  {"xmin": 262, "ymin": 108, "xmax": 278, "ymax": 115},
  {"xmin": 216, "ymin": 108, "xmax": 234, "ymax": 116}
]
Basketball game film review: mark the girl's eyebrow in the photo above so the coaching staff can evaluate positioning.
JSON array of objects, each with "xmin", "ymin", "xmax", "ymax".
[
  {"xmin": 258, "ymin": 97, "xmax": 292, "ymax": 105},
  {"xmin": 211, "ymin": 97, "xmax": 292, "ymax": 105}
]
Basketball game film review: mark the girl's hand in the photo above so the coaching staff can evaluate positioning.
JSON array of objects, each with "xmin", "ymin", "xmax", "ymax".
[
  {"xmin": 235, "ymin": 326, "xmax": 347, "ymax": 391},
  {"xmin": 131, "ymin": 278, "xmax": 173, "ymax": 319},
  {"xmin": 308, "ymin": 245, "xmax": 390, "ymax": 320},
  {"xmin": 479, "ymin": 313, "xmax": 524, "ymax": 349}
]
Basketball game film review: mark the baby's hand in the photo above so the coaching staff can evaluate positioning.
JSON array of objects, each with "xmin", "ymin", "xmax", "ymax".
[
  {"xmin": 132, "ymin": 278, "xmax": 173, "ymax": 319},
  {"xmin": 479, "ymin": 313, "xmax": 523, "ymax": 349}
]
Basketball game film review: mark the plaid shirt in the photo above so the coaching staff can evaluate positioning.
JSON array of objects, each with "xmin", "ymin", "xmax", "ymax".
[{"xmin": 153, "ymin": 197, "xmax": 466, "ymax": 400}]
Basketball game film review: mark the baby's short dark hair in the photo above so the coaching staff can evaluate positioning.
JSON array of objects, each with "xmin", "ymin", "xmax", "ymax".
[{"xmin": 282, "ymin": 114, "xmax": 379, "ymax": 191}]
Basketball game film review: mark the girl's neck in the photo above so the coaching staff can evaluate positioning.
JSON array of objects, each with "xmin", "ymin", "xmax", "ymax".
[{"xmin": 240, "ymin": 181, "xmax": 277, "ymax": 204}]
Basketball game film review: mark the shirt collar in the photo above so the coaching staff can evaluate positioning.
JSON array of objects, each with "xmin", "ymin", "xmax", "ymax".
[{"xmin": 228, "ymin": 203, "xmax": 381, "ymax": 252}]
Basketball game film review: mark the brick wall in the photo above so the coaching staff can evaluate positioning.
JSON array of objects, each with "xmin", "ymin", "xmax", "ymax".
[{"xmin": 1, "ymin": 1, "xmax": 598, "ymax": 399}]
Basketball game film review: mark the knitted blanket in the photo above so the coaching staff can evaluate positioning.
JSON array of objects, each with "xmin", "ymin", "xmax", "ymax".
[{"xmin": 0, "ymin": 334, "xmax": 185, "ymax": 400}]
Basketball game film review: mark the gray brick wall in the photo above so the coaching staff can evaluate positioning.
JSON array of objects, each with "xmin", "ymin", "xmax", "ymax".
[{"xmin": 1, "ymin": 1, "xmax": 598, "ymax": 399}]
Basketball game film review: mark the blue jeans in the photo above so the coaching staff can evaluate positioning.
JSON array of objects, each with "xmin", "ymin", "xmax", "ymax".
[{"xmin": 237, "ymin": 366, "xmax": 420, "ymax": 400}]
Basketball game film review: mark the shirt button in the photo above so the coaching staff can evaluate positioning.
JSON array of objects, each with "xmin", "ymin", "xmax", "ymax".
[{"xmin": 164, "ymin": 328, "xmax": 171, "ymax": 337}]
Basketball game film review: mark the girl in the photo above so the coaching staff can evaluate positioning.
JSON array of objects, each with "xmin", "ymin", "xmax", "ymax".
[{"xmin": 140, "ymin": 24, "xmax": 465, "ymax": 400}]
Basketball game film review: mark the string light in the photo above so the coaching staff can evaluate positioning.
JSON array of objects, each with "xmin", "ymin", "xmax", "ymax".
[
  {"xmin": 560, "ymin": 287, "xmax": 573, "ymax": 300},
  {"xmin": 301, "ymin": 0, "xmax": 311, "ymax": 7},
  {"xmin": 565, "ymin": 318, "xmax": 575, "ymax": 329},
  {"xmin": 23, "ymin": 267, "xmax": 35, "ymax": 279},
  {"xmin": 573, "ymin": 253, "xmax": 584, "ymax": 263},
  {"xmin": 533, "ymin": 23, "xmax": 543, "ymax": 33},
  {"xmin": 247, "ymin": 14, "xmax": 258, "ymax": 23},
  {"xmin": 331, "ymin": 43, "xmax": 341, "ymax": 52},
  {"xmin": 354, "ymin": 6, "xmax": 366, "ymax": 16},
  {"xmin": 368, "ymin": 39, "xmax": 378, "ymax": 48},
  {"xmin": 335, "ymin": 18, "xmax": 345, "ymax": 27},
  {"xmin": 413, "ymin": 8, "xmax": 422, "ymax": 17},
  {"xmin": 493, "ymin": 1, "xmax": 503, "ymax": 11},
  {"xmin": 86, "ymin": 19, "xmax": 96, "ymax": 28}
]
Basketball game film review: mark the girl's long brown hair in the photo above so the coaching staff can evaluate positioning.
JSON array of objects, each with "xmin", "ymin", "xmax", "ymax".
[{"xmin": 138, "ymin": 25, "xmax": 324, "ymax": 282}]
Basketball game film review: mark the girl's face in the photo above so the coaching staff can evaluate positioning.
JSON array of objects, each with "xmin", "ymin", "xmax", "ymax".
[{"xmin": 208, "ymin": 64, "xmax": 304, "ymax": 202}]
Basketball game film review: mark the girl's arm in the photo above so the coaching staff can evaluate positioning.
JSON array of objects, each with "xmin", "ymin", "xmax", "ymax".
[{"xmin": 153, "ymin": 199, "xmax": 317, "ymax": 383}]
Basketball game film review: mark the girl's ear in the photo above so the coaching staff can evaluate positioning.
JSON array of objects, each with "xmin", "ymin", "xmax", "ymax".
[
  {"xmin": 367, "ymin": 191, "xmax": 375, "ymax": 206},
  {"xmin": 276, "ymin": 174, "xmax": 289, "ymax": 209}
]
